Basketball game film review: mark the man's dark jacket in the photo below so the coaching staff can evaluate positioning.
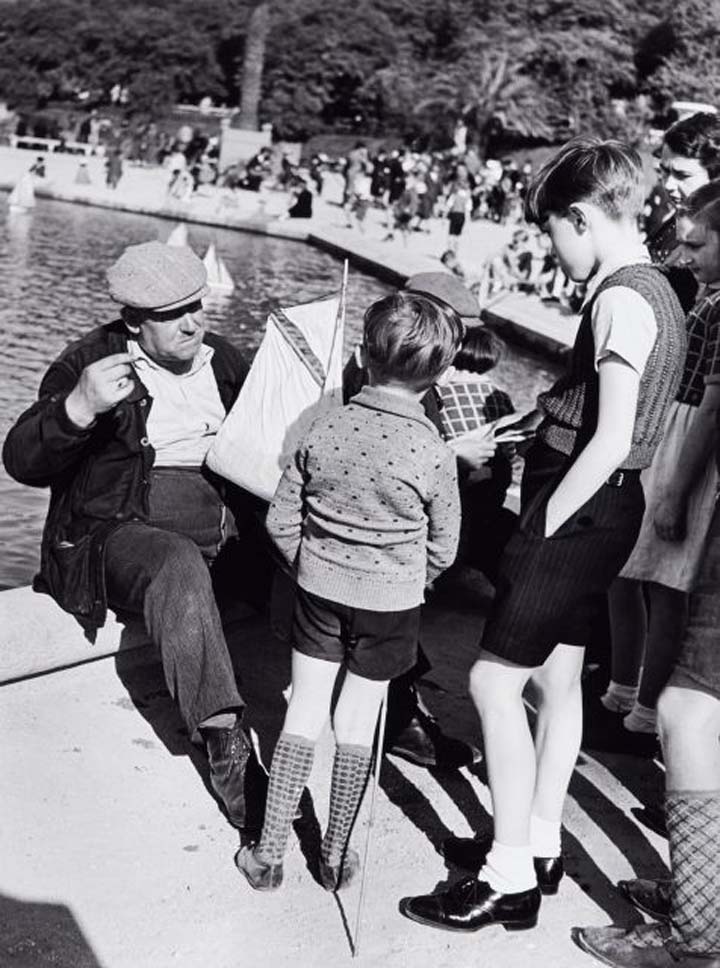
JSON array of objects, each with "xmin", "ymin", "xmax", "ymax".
[{"xmin": 2, "ymin": 320, "xmax": 250, "ymax": 628}]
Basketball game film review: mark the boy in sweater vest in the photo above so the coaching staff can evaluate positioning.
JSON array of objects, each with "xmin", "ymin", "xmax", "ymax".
[
  {"xmin": 401, "ymin": 138, "xmax": 686, "ymax": 934},
  {"xmin": 236, "ymin": 291, "xmax": 462, "ymax": 892}
]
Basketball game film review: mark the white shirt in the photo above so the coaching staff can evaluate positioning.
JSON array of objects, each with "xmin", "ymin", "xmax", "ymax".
[
  {"xmin": 128, "ymin": 341, "xmax": 226, "ymax": 467},
  {"xmin": 582, "ymin": 245, "xmax": 658, "ymax": 376}
]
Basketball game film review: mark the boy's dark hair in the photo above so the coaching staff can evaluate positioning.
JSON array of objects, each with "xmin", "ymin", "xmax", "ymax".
[
  {"xmin": 664, "ymin": 113, "xmax": 720, "ymax": 180},
  {"xmin": 524, "ymin": 137, "xmax": 645, "ymax": 225},
  {"xmin": 693, "ymin": 197, "xmax": 720, "ymax": 237},
  {"xmin": 452, "ymin": 326, "xmax": 506, "ymax": 375},
  {"xmin": 682, "ymin": 179, "xmax": 720, "ymax": 217},
  {"xmin": 363, "ymin": 291, "xmax": 463, "ymax": 390}
]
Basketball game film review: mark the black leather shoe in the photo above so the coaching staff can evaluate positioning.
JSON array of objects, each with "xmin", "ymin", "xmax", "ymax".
[
  {"xmin": 442, "ymin": 834, "xmax": 563, "ymax": 895},
  {"xmin": 400, "ymin": 876, "xmax": 541, "ymax": 933},
  {"xmin": 385, "ymin": 712, "xmax": 482, "ymax": 770},
  {"xmin": 202, "ymin": 720, "xmax": 254, "ymax": 829},
  {"xmin": 617, "ymin": 878, "xmax": 671, "ymax": 922}
]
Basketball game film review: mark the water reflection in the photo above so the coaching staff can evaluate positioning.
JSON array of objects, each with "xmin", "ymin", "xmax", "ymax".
[{"xmin": 0, "ymin": 195, "xmax": 559, "ymax": 588}]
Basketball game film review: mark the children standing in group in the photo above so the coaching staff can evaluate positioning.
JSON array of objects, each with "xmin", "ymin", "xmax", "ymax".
[
  {"xmin": 236, "ymin": 291, "xmax": 463, "ymax": 892},
  {"xmin": 595, "ymin": 181, "xmax": 720, "ymax": 755},
  {"xmin": 400, "ymin": 138, "xmax": 686, "ymax": 934},
  {"xmin": 576, "ymin": 189, "xmax": 720, "ymax": 968}
]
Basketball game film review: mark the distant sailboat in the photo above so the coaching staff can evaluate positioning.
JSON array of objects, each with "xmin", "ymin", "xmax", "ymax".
[
  {"xmin": 8, "ymin": 173, "xmax": 35, "ymax": 212},
  {"xmin": 166, "ymin": 223, "xmax": 188, "ymax": 247},
  {"xmin": 203, "ymin": 242, "xmax": 235, "ymax": 293}
]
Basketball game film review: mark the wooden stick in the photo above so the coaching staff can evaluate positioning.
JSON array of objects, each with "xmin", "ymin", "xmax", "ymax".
[{"xmin": 323, "ymin": 258, "xmax": 348, "ymax": 395}]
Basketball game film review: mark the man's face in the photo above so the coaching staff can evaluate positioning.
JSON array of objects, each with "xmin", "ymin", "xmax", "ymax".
[
  {"xmin": 677, "ymin": 218, "xmax": 720, "ymax": 285},
  {"xmin": 659, "ymin": 144, "xmax": 709, "ymax": 206},
  {"xmin": 138, "ymin": 300, "xmax": 206, "ymax": 370}
]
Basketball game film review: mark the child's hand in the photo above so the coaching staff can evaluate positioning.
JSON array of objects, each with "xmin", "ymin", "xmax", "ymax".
[
  {"xmin": 653, "ymin": 493, "xmax": 687, "ymax": 542},
  {"xmin": 447, "ymin": 425, "xmax": 497, "ymax": 468}
]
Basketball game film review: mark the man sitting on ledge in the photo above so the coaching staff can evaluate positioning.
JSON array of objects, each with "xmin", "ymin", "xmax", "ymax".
[{"xmin": 2, "ymin": 240, "xmax": 261, "ymax": 830}]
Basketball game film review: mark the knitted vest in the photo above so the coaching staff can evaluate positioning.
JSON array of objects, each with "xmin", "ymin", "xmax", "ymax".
[{"xmin": 537, "ymin": 263, "xmax": 686, "ymax": 469}]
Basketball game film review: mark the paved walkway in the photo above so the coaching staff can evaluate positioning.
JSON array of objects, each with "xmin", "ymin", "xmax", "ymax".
[{"xmin": 1, "ymin": 581, "xmax": 668, "ymax": 968}]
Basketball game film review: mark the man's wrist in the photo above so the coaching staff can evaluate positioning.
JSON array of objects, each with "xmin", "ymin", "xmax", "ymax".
[{"xmin": 64, "ymin": 390, "xmax": 97, "ymax": 430}]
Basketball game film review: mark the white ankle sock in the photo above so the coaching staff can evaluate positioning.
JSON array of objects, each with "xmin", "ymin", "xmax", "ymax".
[
  {"xmin": 530, "ymin": 814, "xmax": 561, "ymax": 857},
  {"xmin": 624, "ymin": 702, "xmax": 657, "ymax": 734},
  {"xmin": 600, "ymin": 680, "xmax": 638, "ymax": 714},
  {"xmin": 479, "ymin": 840, "xmax": 536, "ymax": 894}
]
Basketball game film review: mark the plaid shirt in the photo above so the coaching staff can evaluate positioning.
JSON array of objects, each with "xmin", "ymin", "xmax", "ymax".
[
  {"xmin": 437, "ymin": 379, "xmax": 514, "ymax": 440},
  {"xmin": 677, "ymin": 287, "xmax": 720, "ymax": 406}
]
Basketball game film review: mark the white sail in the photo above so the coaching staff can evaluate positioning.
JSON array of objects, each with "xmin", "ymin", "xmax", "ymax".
[
  {"xmin": 8, "ymin": 173, "xmax": 35, "ymax": 211},
  {"xmin": 203, "ymin": 242, "xmax": 235, "ymax": 292},
  {"xmin": 166, "ymin": 223, "xmax": 188, "ymax": 247}
]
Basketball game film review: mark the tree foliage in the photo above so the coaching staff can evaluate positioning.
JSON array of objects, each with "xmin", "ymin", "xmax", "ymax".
[{"xmin": 0, "ymin": 0, "xmax": 717, "ymax": 146}]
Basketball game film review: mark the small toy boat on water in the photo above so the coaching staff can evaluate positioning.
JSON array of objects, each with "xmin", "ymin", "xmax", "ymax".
[
  {"xmin": 166, "ymin": 222, "xmax": 188, "ymax": 247},
  {"xmin": 203, "ymin": 242, "xmax": 235, "ymax": 293},
  {"xmin": 8, "ymin": 173, "xmax": 35, "ymax": 212}
]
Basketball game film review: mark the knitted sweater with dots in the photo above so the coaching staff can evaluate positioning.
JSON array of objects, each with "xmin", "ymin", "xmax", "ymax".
[{"xmin": 266, "ymin": 385, "xmax": 460, "ymax": 611}]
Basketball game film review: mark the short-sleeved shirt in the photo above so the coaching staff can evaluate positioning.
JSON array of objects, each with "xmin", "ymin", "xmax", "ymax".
[
  {"xmin": 676, "ymin": 287, "xmax": 720, "ymax": 405},
  {"xmin": 590, "ymin": 286, "xmax": 657, "ymax": 376}
]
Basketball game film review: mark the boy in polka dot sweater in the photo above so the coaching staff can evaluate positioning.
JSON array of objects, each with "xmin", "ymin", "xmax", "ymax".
[{"xmin": 236, "ymin": 291, "xmax": 462, "ymax": 892}]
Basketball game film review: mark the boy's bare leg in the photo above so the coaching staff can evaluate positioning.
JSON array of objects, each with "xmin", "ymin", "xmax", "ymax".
[
  {"xmin": 531, "ymin": 644, "xmax": 584, "ymax": 834},
  {"xmin": 469, "ymin": 654, "xmax": 535, "ymax": 834},
  {"xmin": 658, "ymin": 686, "xmax": 720, "ymax": 790},
  {"xmin": 334, "ymin": 671, "xmax": 387, "ymax": 746},
  {"xmin": 283, "ymin": 649, "xmax": 340, "ymax": 740}
]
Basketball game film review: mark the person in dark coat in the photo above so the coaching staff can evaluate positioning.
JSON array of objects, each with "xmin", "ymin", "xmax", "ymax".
[{"xmin": 2, "ymin": 240, "xmax": 267, "ymax": 833}]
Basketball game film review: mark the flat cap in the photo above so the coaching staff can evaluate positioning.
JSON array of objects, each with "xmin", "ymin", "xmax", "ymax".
[
  {"xmin": 405, "ymin": 271, "xmax": 480, "ymax": 320},
  {"xmin": 106, "ymin": 240, "xmax": 209, "ymax": 311}
]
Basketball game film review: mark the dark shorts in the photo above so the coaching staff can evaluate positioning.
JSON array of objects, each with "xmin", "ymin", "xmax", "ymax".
[
  {"xmin": 448, "ymin": 212, "xmax": 466, "ymax": 236},
  {"xmin": 292, "ymin": 587, "xmax": 421, "ymax": 681},
  {"xmin": 481, "ymin": 442, "xmax": 644, "ymax": 667},
  {"xmin": 669, "ymin": 497, "xmax": 720, "ymax": 701}
]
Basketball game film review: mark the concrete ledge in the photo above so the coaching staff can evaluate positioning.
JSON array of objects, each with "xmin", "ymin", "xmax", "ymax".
[{"xmin": 0, "ymin": 586, "xmax": 152, "ymax": 685}]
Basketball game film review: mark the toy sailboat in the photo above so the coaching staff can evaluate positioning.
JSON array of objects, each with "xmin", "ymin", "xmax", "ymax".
[
  {"xmin": 203, "ymin": 242, "xmax": 235, "ymax": 293},
  {"xmin": 166, "ymin": 222, "xmax": 188, "ymax": 247},
  {"xmin": 8, "ymin": 173, "xmax": 35, "ymax": 212}
]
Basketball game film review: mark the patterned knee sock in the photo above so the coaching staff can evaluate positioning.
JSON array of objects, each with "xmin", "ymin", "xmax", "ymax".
[
  {"xmin": 666, "ymin": 789, "xmax": 720, "ymax": 956},
  {"xmin": 321, "ymin": 743, "xmax": 372, "ymax": 865},
  {"xmin": 257, "ymin": 732, "xmax": 315, "ymax": 864}
]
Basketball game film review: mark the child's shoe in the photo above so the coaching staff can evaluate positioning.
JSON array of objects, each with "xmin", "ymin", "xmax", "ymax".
[
  {"xmin": 235, "ymin": 844, "xmax": 283, "ymax": 891},
  {"xmin": 318, "ymin": 847, "xmax": 360, "ymax": 892}
]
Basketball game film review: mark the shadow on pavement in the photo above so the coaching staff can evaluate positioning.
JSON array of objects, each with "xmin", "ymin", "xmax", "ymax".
[{"xmin": 1, "ymin": 890, "xmax": 105, "ymax": 968}]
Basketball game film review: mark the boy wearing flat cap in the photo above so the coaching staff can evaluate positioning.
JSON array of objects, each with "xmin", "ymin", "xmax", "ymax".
[{"xmin": 3, "ymin": 240, "xmax": 262, "ymax": 831}]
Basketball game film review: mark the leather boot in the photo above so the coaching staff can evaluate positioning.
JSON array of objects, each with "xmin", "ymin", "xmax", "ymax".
[{"xmin": 202, "ymin": 719, "xmax": 254, "ymax": 829}]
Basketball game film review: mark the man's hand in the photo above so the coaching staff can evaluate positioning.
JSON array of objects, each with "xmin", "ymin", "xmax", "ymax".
[
  {"xmin": 447, "ymin": 424, "xmax": 497, "ymax": 469},
  {"xmin": 654, "ymin": 492, "xmax": 688, "ymax": 543},
  {"xmin": 64, "ymin": 353, "xmax": 135, "ymax": 429}
]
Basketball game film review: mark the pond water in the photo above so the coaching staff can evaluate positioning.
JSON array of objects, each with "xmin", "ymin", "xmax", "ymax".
[{"xmin": 0, "ymin": 196, "xmax": 560, "ymax": 588}]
